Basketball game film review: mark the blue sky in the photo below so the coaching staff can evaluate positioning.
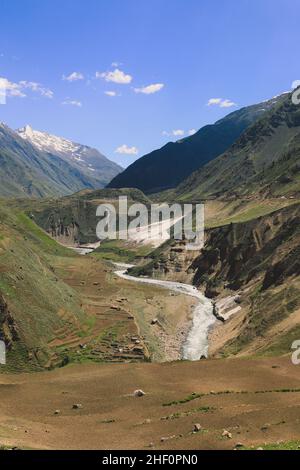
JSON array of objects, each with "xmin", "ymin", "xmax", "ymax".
[{"xmin": 0, "ymin": 0, "xmax": 299, "ymax": 167}]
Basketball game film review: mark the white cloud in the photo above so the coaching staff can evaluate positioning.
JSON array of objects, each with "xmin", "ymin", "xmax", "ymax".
[
  {"xmin": 172, "ymin": 129, "xmax": 185, "ymax": 136},
  {"xmin": 207, "ymin": 98, "xmax": 222, "ymax": 106},
  {"xmin": 163, "ymin": 129, "xmax": 186, "ymax": 137},
  {"xmin": 19, "ymin": 81, "xmax": 54, "ymax": 98},
  {"xmin": 0, "ymin": 78, "xmax": 26, "ymax": 98},
  {"xmin": 220, "ymin": 99, "xmax": 236, "ymax": 108},
  {"xmin": 207, "ymin": 97, "xmax": 236, "ymax": 108},
  {"xmin": 63, "ymin": 72, "xmax": 84, "ymax": 82},
  {"xmin": 292, "ymin": 80, "xmax": 300, "ymax": 90},
  {"xmin": 188, "ymin": 129, "xmax": 197, "ymax": 136},
  {"xmin": 111, "ymin": 62, "xmax": 122, "ymax": 67},
  {"xmin": 104, "ymin": 91, "xmax": 117, "ymax": 97},
  {"xmin": 62, "ymin": 99, "xmax": 82, "ymax": 107},
  {"xmin": 134, "ymin": 83, "xmax": 164, "ymax": 95},
  {"xmin": 115, "ymin": 144, "xmax": 138, "ymax": 155},
  {"xmin": 0, "ymin": 77, "xmax": 53, "ymax": 99},
  {"xmin": 96, "ymin": 68, "xmax": 132, "ymax": 84}
]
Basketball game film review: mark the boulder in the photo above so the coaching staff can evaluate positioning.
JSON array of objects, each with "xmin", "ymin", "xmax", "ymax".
[
  {"xmin": 222, "ymin": 429, "xmax": 232, "ymax": 439},
  {"xmin": 72, "ymin": 403, "xmax": 83, "ymax": 409},
  {"xmin": 234, "ymin": 442, "xmax": 244, "ymax": 449},
  {"xmin": 193, "ymin": 423, "xmax": 202, "ymax": 433}
]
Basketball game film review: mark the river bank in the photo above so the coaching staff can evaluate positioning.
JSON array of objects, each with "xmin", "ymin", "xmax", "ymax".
[{"xmin": 113, "ymin": 263, "xmax": 215, "ymax": 361}]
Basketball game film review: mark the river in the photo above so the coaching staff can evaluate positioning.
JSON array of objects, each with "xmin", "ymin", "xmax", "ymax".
[{"xmin": 113, "ymin": 263, "xmax": 215, "ymax": 361}]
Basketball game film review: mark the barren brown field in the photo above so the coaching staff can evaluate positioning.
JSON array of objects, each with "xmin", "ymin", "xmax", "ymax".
[
  {"xmin": 0, "ymin": 356, "xmax": 300, "ymax": 450},
  {"xmin": 50, "ymin": 254, "xmax": 197, "ymax": 364}
]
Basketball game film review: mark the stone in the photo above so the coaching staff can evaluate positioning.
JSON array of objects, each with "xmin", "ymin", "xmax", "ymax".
[
  {"xmin": 134, "ymin": 389, "xmax": 145, "ymax": 397},
  {"xmin": 222, "ymin": 430, "xmax": 232, "ymax": 439},
  {"xmin": 193, "ymin": 423, "xmax": 202, "ymax": 432},
  {"xmin": 72, "ymin": 403, "xmax": 83, "ymax": 409},
  {"xmin": 235, "ymin": 442, "xmax": 244, "ymax": 448},
  {"xmin": 54, "ymin": 410, "xmax": 61, "ymax": 415}
]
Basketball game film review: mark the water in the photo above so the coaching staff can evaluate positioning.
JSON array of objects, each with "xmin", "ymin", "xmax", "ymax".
[
  {"xmin": 68, "ymin": 246, "xmax": 94, "ymax": 255},
  {"xmin": 113, "ymin": 263, "xmax": 215, "ymax": 361}
]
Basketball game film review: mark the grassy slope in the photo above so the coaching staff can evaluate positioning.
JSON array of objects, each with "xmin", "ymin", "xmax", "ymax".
[
  {"xmin": 0, "ymin": 201, "xmax": 196, "ymax": 370},
  {"xmin": 0, "ymin": 204, "xmax": 88, "ymax": 371},
  {"xmin": 175, "ymin": 91, "xmax": 300, "ymax": 201},
  {"xmin": 13, "ymin": 188, "xmax": 153, "ymax": 246},
  {"xmin": 108, "ymin": 98, "xmax": 280, "ymax": 193}
]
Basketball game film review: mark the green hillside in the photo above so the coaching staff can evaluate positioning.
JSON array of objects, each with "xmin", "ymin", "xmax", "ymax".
[
  {"xmin": 175, "ymin": 91, "xmax": 300, "ymax": 201},
  {"xmin": 108, "ymin": 97, "xmax": 281, "ymax": 193}
]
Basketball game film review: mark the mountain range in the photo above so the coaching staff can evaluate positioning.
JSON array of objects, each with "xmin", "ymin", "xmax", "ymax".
[
  {"xmin": 1, "ymin": 90, "xmax": 299, "ymax": 202},
  {"xmin": 174, "ymin": 90, "xmax": 300, "ymax": 201},
  {"xmin": 108, "ymin": 95, "xmax": 285, "ymax": 194},
  {"xmin": 0, "ymin": 123, "xmax": 122, "ymax": 198}
]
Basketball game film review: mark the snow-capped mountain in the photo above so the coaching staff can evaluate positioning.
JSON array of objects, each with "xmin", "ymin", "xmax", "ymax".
[
  {"xmin": 0, "ymin": 122, "xmax": 121, "ymax": 197},
  {"xmin": 17, "ymin": 125, "xmax": 122, "ymax": 186}
]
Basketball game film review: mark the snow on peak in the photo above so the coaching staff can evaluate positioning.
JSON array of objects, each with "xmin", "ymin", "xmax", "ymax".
[
  {"xmin": 17, "ymin": 125, "xmax": 82, "ymax": 156},
  {"xmin": 17, "ymin": 125, "xmax": 98, "ymax": 172}
]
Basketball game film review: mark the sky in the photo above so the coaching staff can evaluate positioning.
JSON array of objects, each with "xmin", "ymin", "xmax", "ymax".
[{"xmin": 0, "ymin": 0, "xmax": 299, "ymax": 167}]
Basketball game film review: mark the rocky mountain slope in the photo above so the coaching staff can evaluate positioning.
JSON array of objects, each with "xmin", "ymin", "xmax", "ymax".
[
  {"xmin": 108, "ymin": 96, "xmax": 283, "ymax": 193},
  {"xmin": 18, "ymin": 125, "xmax": 122, "ymax": 188},
  {"xmin": 192, "ymin": 202, "xmax": 300, "ymax": 356},
  {"xmin": 134, "ymin": 202, "xmax": 300, "ymax": 357},
  {"xmin": 175, "ymin": 90, "xmax": 300, "ymax": 201},
  {"xmin": 0, "ymin": 123, "xmax": 121, "ymax": 198},
  {"xmin": 26, "ymin": 188, "xmax": 151, "ymax": 246}
]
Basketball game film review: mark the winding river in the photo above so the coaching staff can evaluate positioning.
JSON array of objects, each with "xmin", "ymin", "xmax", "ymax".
[
  {"xmin": 113, "ymin": 263, "xmax": 215, "ymax": 361},
  {"xmin": 70, "ymin": 247, "xmax": 216, "ymax": 361}
]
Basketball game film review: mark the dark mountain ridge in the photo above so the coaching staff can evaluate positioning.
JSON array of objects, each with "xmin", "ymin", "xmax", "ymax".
[
  {"xmin": 108, "ymin": 96, "xmax": 283, "ymax": 193},
  {"xmin": 175, "ymin": 91, "xmax": 300, "ymax": 200}
]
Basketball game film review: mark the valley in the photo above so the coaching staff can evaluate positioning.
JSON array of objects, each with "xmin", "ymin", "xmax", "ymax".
[
  {"xmin": 1, "ymin": 88, "xmax": 300, "ymax": 451},
  {"xmin": 1, "ymin": 189, "xmax": 300, "ymax": 450}
]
